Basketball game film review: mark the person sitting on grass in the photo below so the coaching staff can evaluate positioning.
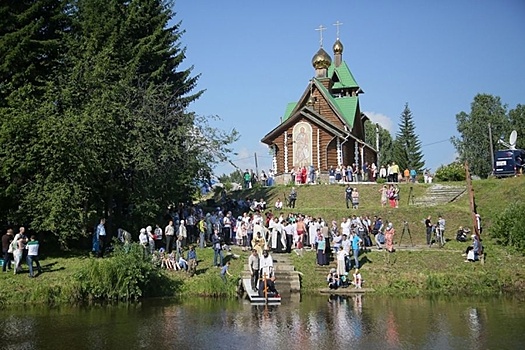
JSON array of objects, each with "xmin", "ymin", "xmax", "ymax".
[
  {"xmin": 465, "ymin": 234, "xmax": 482, "ymax": 262},
  {"xmin": 160, "ymin": 249, "xmax": 174, "ymax": 270},
  {"xmin": 327, "ymin": 268, "xmax": 341, "ymax": 289},
  {"xmin": 178, "ymin": 255, "xmax": 188, "ymax": 271},
  {"xmin": 456, "ymin": 226, "xmax": 469, "ymax": 242},
  {"xmin": 352, "ymin": 268, "xmax": 363, "ymax": 289}
]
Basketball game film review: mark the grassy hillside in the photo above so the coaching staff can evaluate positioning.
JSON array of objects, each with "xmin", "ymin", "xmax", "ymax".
[
  {"xmin": 216, "ymin": 177, "xmax": 525, "ymax": 296},
  {"xmin": 216, "ymin": 176, "xmax": 524, "ymax": 242},
  {"xmin": 1, "ymin": 177, "xmax": 523, "ymax": 305}
]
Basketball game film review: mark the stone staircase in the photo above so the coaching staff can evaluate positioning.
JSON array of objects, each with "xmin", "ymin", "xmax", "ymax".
[
  {"xmin": 242, "ymin": 254, "xmax": 301, "ymax": 294},
  {"xmin": 412, "ymin": 184, "xmax": 466, "ymax": 206}
]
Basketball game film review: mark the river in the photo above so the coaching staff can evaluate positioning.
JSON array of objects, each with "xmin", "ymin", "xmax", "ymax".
[{"xmin": 1, "ymin": 295, "xmax": 524, "ymax": 349}]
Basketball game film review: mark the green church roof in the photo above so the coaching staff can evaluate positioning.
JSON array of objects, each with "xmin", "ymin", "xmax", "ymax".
[
  {"xmin": 328, "ymin": 61, "xmax": 359, "ymax": 88},
  {"xmin": 282, "ymin": 102, "xmax": 297, "ymax": 122},
  {"xmin": 314, "ymin": 80, "xmax": 358, "ymax": 127}
]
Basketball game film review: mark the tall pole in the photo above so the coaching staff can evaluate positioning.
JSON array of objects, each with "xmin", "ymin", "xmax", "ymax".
[
  {"xmin": 465, "ymin": 162, "xmax": 479, "ymax": 237},
  {"xmin": 254, "ymin": 152, "xmax": 259, "ymax": 179},
  {"xmin": 488, "ymin": 123, "xmax": 495, "ymax": 174},
  {"xmin": 375, "ymin": 123, "xmax": 380, "ymax": 167}
]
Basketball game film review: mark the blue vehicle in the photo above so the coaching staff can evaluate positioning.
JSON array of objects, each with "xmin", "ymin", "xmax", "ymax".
[{"xmin": 493, "ymin": 149, "xmax": 524, "ymax": 177}]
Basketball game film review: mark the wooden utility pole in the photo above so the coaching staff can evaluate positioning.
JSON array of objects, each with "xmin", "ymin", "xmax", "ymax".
[
  {"xmin": 465, "ymin": 162, "xmax": 479, "ymax": 237},
  {"xmin": 488, "ymin": 123, "xmax": 495, "ymax": 174},
  {"xmin": 254, "ymin": 152, "xmax": 259, "ymax": 179}
]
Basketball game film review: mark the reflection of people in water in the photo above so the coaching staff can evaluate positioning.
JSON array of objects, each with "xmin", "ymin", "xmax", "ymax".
[{"xmin": 295, "ymin": 126, "xmax": 310, "ymax": 167}]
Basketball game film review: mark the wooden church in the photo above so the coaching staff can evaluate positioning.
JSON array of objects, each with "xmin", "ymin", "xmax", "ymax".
[{"xmin": 261, "ymin": 29, "xmax": 377, "ymax": 183}]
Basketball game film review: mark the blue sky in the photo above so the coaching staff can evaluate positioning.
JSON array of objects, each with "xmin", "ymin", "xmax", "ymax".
[{"xmin": 175, "ymin": 0, "xmax": 525, "ymax": 176}]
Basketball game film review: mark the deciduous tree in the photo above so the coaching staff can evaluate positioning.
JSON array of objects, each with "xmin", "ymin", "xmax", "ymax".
[
  {"xmin": 451, "ymin": 94, "xmax": 509, "ymax": 178},
  {"xmin": 364, "ymin": 121, "xmax": 394, "ymax": 168}
]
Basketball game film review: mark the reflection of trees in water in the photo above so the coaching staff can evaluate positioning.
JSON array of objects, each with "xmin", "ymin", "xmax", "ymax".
[{"xmin": 0, "ymin": 296, "xmax": 519, "ymax": 349}]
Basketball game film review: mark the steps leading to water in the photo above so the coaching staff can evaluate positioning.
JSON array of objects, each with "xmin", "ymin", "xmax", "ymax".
[{"xmin": 241, "ymin": 254, "xmax": 301, "ymax": 293}]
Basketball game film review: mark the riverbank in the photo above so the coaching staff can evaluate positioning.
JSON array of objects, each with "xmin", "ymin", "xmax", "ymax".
[
  {"xmin": 1, "ymin": 177, "xmax": 524, "ymax": 305},
  {"xmin": 1, "ymin": 237, "xmax": 524, "ymax": 306},
  {"xmin": 292, "ymin": 242, "xmax": 525, "ymax": 297}
]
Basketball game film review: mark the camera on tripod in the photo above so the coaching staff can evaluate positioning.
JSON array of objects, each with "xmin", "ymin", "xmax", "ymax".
[{"xmin": 399, "ymin": 220, "xmax": 413, "ymax": 247}]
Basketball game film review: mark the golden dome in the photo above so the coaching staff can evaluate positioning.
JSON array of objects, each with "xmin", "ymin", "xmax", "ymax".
[
  {"xmin": 333, "ymin": 39, "xmax": 344, "ymax": 54},
  {"xmin": 311, "ymin": 48, "xmax": 332, "ymax": 69}
]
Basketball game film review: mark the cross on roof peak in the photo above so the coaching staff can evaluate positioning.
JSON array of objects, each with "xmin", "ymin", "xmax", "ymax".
[
  {"xmin": 315, "ymin": 24, "xmax": 327, "ymax": 48},
  {"xmin": 333, "ymin": 21, "xmax": 343, "ymax": 40}
]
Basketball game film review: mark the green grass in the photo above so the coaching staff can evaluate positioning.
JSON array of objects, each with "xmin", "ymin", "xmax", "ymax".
[
  {"xmin": 226, "ymin": 177, "xmax": 525, "ymax": 297},
  {"xmin": 0, "ymin": 245, "xmax": 249, "ymax": 306},
  {"xmin": 1, "ymin": 176, "xmax": 524, "ymax": 304}
]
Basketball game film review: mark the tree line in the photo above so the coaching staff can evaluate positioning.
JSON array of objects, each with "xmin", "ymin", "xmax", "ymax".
[
  {"xmin": 0, "ymin": 0, "xmax": 237, "ymax": 245},
  {"xmin": 365, "ymin": 95, "xmax": 524, "ymax": 179}
]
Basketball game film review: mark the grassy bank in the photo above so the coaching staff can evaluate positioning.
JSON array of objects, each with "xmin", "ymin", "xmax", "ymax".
[
  {"xmin": 1, "ymin": 176, "xmax": 524, "ymax": 305},
  {"xmin": 291, "ymin": 242, "xmax": 525, "ymax": 297},
  {"xmin": 0, "ymin": 245, "xmax": 246, "ymax": 306}
]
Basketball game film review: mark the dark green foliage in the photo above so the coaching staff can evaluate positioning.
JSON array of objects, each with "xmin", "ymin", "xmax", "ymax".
[
  {"xmin": 0, "ymin": 0, "xmax": 237, "ymax": 244},
  {"xmin": 491, "ymin": 201, "xmax": 525, "ymax": 255},
  {"xmin": 392, "ymin": 103, "xmax": 425, "ymax": 172},
  {"xmin": 74, "ymin": 243, "xmax": 169, "ymax": 300},
  {"xmin": 509, "ymin": 104, "xmax": 525, "ymax": 149},
  {"xmin": 435, "ymin": 162, "xmax": 466, "ymax": 182},
  {"xmin": 0, "ymin": 0, "xmax": 69, "ymax": 104},
  {"xmin": 364, "ymin": 120, "xmax": 395, "ymax": 167},
  {"xmin": 451, "ymin": 94, "xmax": 510, "ymax": 178}
]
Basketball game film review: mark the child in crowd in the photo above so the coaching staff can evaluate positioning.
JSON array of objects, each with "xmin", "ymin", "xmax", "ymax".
[
  {"xmin": 352, "ymin": 268, "xmax": 362, "ymax": 289},
  {"xmin": 221, "ymin": 261, "xmax": 232, "ymax": 282}
]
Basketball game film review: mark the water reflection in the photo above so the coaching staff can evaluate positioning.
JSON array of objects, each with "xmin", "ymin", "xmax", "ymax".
[{"xmin": 0, "ymin": 296, "xmax": 524, "ymax": 350}]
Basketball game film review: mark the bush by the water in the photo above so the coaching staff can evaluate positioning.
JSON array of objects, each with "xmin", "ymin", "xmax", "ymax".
[
  {"xmin": 74, "ymin": 243, "xmax": 170, "ymax": 301},
  {"xmin": 491, "ymin": 201, "xmax": 525, "ymax": 255}
]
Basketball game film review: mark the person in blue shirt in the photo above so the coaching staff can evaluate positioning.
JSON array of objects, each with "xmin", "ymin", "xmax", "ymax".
[
  {"xmin": 410, "ymin": 168, "xmax": 417, "ymax": 183},
  {"xmin": 351, "ymin": 233, "xmax": 362, "ymax": 269},
  {"xmin": 187, "ymin": 245, "xmax": 197, "ymax": 276},
  {"xmin": 220, "ymin": 261, "xmax": 232, "ymax": 282},
  {"xmin": 212, "ymin": 230, "xmax": 224, "ymax": 267}
]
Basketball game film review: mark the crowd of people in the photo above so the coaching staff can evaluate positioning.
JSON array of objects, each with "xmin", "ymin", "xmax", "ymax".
[
  {"xmin": 2, "ymin": 227, "xmax": 43, "ymax": 277},
  {"xmin": 242, "ymin": 162, "xmax": 434, "ymax": 189},
  {"xmin": 286, "ymin": 161, "xmax": 432, "ymax": 185}
]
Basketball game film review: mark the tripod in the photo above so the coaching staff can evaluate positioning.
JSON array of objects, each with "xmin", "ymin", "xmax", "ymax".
[
  {"xmin": 407, "ymin": 186, "xmax": 415, "ymax": 206},
  {"xmin": 398, "ymin": 221, "xmax": 414, "ymax": 247}
]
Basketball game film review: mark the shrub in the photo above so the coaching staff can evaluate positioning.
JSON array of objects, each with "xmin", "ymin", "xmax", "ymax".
[
  {"xmin": 435, "ymin": 162, "xmax": 466, "ymax": 182},
  {"xmin": 74, "ymin": 243, "xmax": 168, "ymax": 301},
  {"xmin": 491, "ymin": 201, "xmax": 525, "ymax": 255}
]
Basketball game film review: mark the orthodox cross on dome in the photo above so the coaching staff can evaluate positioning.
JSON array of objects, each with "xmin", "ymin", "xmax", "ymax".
[
  {"xmin": 315, "ymin": 24, "xmax": 326, "ymax": 48},
  {"xmin": 333, "ymin": 20, "xmax": 343, "ymax": 39}
]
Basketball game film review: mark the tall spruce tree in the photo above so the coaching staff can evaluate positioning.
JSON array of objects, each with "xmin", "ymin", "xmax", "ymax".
[
  {"xmin": 0, "ymin": 0, "xmax": 68, "ymax": 105},
  {"xmin": 0, "ymin": 0, "xmax": 237, "ymax": 243},
  {"xmin": 0, "ymin": 0, "xmax": 69, "ymax": 226},
  {"xmin": 392, "ymin": 103, "xmax": 425, "ymax": 172}
]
